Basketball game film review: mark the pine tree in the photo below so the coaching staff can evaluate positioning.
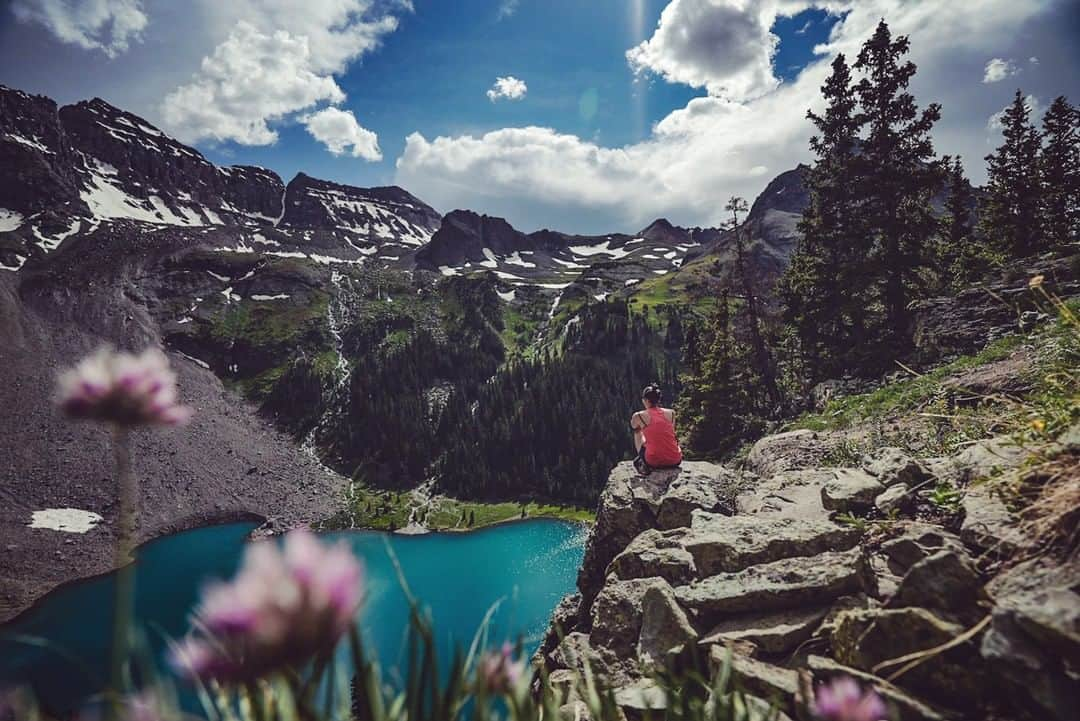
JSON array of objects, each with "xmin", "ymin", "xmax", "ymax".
[
  {"xmin": 1038, "ymin": 95, "xmax": 1079, "ymax": 252},
  {"xmin": 680, "ymin": 293, "xmax": 752, "ymax": 455},
  {"xmin": 854, "ymin": 19, "xmax": 943, "ymax": 352},
  {"xmin": 724, "ymin": 196, "xmax": 782, "ymax": 416},
  {"xmin": 982, "ymin": 89, "xmax": 1043, "ymax": 257},
  {"xmin": 936, "ymin": 155, "xmax": 982, "ymax": 289},
  {"xmin": 779, "ymin": 53, "xmax": 866, "ymax": 384}
]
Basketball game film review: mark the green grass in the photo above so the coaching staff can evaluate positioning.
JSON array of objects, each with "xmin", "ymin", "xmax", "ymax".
[
  {"xmin": 423, "ymin": 498, "xmax": 594, "ymax": 530},
  {"xmin": 501, "ymin": 304, "xmax": 543, "ymax": 359},
  {"xmin": 625, "ymin": 256, "xmax": 717, "ymax": 319},
  {"xmin": 787, "ymin": 299, "xmax": 1079, "ymax": 457},
  {"xmin": 320, "ymin": 483, "xmax": 594, "ymax": 532},
  {"xmin": 211, "ymin": 292, "xmax": 330, "ymax": 347},
  {"xmin": 312, "ymin": 349, "xmax": 344, "ymax": 380},
  {"xmin": 320, "ymin": 483, "xmax": 413, "ymax": 531},
  {"xmin": 790, "ymin": 333, "xmax": 1028, "ymax": 433},
  {"xmin": 237, "ymin": 363, "xmax": 289, "ymax": 399}
]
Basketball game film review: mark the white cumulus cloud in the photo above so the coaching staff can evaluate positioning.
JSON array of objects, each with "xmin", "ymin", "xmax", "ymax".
[
  {"xmin": 625, "ymin": 0, "xmax": 784, "ymax": 101},
  {"xmin": 302, "ymin": 107, "xmax": 382, "ymax": 160},
  {"xmin": 160, "ymin": 0, "xmax": 406, "ymax": 146},
  {"xmin": 396, "ymin": 0, "xmax": 1063, "ymax": 233},
  {"xmin": 12, "ymin": 0, "xmax": 148, "ymax": 57},
  {"xmin": 487, "ymin": 76, "xmax": 528, "ymax": 101},
  {"xmin": 982, "ymin": 57, "xmax": 1017, "ymax": 83}
]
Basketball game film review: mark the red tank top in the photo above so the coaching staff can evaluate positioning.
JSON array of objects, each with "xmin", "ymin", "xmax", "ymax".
[{"xmin": 641, "ymin": 407, "xmax": 683, "ymax": 467}]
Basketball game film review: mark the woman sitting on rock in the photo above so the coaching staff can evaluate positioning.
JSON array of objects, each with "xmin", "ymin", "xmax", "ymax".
[{"xmin": 630, "ymin": 384, "xmax": 683, "ymax": 475}]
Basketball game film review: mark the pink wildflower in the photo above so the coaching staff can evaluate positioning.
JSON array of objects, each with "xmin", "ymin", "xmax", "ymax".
[
  {"xmin": 476, "ymin": 642, "xmax": 525, "ymax": 694},
  {"xmin": 170, "ymin": 530, "xmax": 363, "ymax": 683},
  {"xmin": 812, "ymin": 676, "xmax": 888, "ymax": 721},
  {"xmin": 58, "ymin": 346, "xmax": 193, "ymax": 426},
  {"xmin": 0, "ymin": 687, "xmax": 26, "ymax": 721}
]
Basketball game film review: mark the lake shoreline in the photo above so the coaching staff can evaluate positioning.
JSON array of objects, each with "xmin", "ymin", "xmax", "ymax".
[
  {"xmin": 2, "ymin": 512, "xmax": 590, "ymax": 629},
  {"xmin": 1, "ymin": 519, "xmax": 587, "ymax": 713}
]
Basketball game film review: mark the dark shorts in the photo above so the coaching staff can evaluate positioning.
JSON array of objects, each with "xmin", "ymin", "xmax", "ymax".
[{"xmin": 634, "ymin": 445, "xmax": 680, "ymax": 475}]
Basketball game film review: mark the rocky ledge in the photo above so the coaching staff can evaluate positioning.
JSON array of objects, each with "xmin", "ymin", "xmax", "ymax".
[{"xmin": 537, "ymin": 430, "xmax": 1079, "ymax": 721}]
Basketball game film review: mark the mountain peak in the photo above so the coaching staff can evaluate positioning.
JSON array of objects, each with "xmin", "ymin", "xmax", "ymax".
[
  {"xmin": 639, "ymin": 218, "xmax": 677, "ymax": 235},
  {"xmin": 280, "ymin": 171, "xmax": 440, "ymax": 242}
]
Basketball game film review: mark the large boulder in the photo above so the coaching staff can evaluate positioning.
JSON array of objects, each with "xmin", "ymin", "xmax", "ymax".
[
  {"xmin": 735, "ymin": 469, "xmax": 836, "ymax": 522},
  {"xmin": 637, "ymin": 583, "xmax": 699, "ymax": 667},
  {"xmin": 821, "ymin": 469, "xmax": 885, "ymax": 513},
  {"xmin": 682, "ymin": 512, "xmax": 861, "ymax": 576},
  {"xmin": 887, "ymin": 549, "xmax": 988, "ymax": 616},
  {"xmin": 879, "ymin": 523, "xmax": 966, "ymax": 575},
  {"xmin": 589, "ymin": 577, "xmax": 671, "ymax": 658},
  {"xmin": 608, "ymin": 528, "xmax": 697, "ymax": 585},
  {"xmin": 655, "ymin": 464, "xmax": 743, "ymax": 529},
  {"xmin": 578, "ymin": 461, "xmax": 742, "ymax": 612},
  {"xmin": 862, "ymin": 447, "xmax": 933, "ymax": 488},
  {"xmin": 700, "ymin": 606, "xmax": 829, "ymax": 655},
  {"xmin": 745, "ymin": 429, "xmax": 838, "ymax": 478},
  {"xmin": 959, "ymin": 482, "xmax": 1028, "ymax": 555},
  {"xmin": 675, "ymin": 548, "xmax": 872, "ymax": 622},
  {"xmin": 981, "ymin": 556, "xmax": 1080, "ymax": 721},
  {"xmin": 831, "ymin": 607, "xmax": 986, "ymax": 707},
  {"xmin": 576, "ymin": 463, "xmax": 667, "ymax": 613}
]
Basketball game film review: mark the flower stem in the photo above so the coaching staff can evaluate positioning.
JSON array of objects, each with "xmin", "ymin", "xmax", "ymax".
[{"xmin": 109, "ymin": 426, "xmax": 138, "ymax": 715}]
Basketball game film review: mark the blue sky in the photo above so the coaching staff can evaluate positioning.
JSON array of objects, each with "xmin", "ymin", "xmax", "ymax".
[
  {"xmin": 196, "ymin": 1, "xmax": 836, "ymax": 190},
  {"xmin": 0, "ymin": 1, "xmax": 1076, "ymax": 233}
]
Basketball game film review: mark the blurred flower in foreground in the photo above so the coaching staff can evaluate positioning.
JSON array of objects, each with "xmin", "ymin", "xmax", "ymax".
[
  {"xmin": 812, "ymin": 676, "xmax": 887, "ymax": 721},
  {"xmin": 476, "ymin": 642, "xmax": 526, "ymax": 694},
  {"xmin": 58, "ymin": 346, "xmax": 192, "ymax": 426},
  {"xmin": 0, "ymin": 686, "xmax": 26, "ymax": 721},
  {"xmin": 171, "ymin": 530, "xmax": 363, "ymax": 683}
]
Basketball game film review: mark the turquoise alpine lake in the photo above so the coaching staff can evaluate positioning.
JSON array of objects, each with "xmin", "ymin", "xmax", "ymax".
[{"xmin": 0, "ymin": 519, "xmax": 588, "ymax": 713}]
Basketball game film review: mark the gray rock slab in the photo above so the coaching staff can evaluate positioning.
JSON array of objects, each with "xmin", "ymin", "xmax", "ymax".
[
  {"xmin": 684, "ymin": 512, "xmax": 861, "ymax": 575},
  {"xmin": 675, "ymin": 548, "xmax": 870, "ymax": 619}
]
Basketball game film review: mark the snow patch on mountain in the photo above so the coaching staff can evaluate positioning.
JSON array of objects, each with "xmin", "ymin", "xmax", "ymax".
[
  {"xmin": 79, "ymin": 158, "xmax": 204, "ymax": 226},
  {"xmin": 568, "ymin": 239, "xmax": 632, "ymax": 258},
  {"xmin": 4, "ymin": 133, "xmax": 51, "ymax": 153},
  {"xmin": 0, "ymin": 209, "xmax": 24, "ymax": 232}
]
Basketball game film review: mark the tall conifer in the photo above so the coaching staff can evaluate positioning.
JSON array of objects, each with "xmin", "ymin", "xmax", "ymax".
[
  {"xmin": 854, "ymin": 20, "xmax": 942, "ymax": 351},
  {"xmin": 936, "ymin": 156, "xmax": 980, "ymax": 289},
  {"xmin": 1038, "ymin": 95, "xmax": 1079, "ymax": 251},
  {"xmin": 779, "ymin": 53, "xmax": 865, "ymax": 384},
  {"xmin": 982, "ymin": 90, "xmax": 1043, "ymax": 257}
]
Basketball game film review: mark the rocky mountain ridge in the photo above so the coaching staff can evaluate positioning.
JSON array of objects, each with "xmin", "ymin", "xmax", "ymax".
[
  {"xmin": 0, "ymin": 82, "xmax": 810, "ymax": 624},
  {"xmin": 534, "ymin": 255, "xmax": 1080, "ymax": 720},
  {"xmin": 538, "ymin": 428, "xmax": 1078, "ymax": 721},
  {"xmin": 0, "ymin": 84, "xmax": 759, "ymax": 288}
]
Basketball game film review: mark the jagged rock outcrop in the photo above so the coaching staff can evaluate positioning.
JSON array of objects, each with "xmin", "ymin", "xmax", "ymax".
[
  {"xmin": 540, "ymin": 422, "xmax": 1079, "ymax": 721},
  {"xmin": 59, "ymin": 97, "xmax": 286, "ymax": 225},
  {"xmin": 911, "ymin": 255, "xmax": 1080, "ymax": 359},
  {"xmin": 0, "ymin": 86, "xmax": 86, "ymax": 218},
  {"xmin": 575, "ymin": 462, "xmax": 744, "ymax": 612},
  {"xmin": 281, "ymin": 173, "xmax": 440, "ymax": 245}
]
